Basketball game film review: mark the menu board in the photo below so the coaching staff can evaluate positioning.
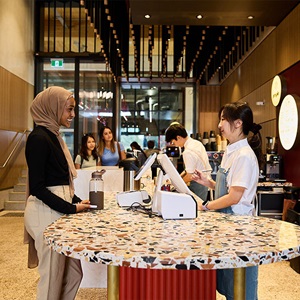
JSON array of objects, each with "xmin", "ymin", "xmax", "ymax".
[{"xmin": 278, "ymin": 94, "xmax": 299, "ymax": 150}]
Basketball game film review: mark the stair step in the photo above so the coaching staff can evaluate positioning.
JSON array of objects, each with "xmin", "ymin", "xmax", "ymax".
[
  {"xmin": 4, "ymin": 200, "xmax": 26, "ymax": 211},
  {"xmin": 18, "ymin": 176, "xmax": 27, "ymax": 184},
  {"xmin": 14, "ymin": 184, "xmax": 26, "ymax": 192},
  {"xmin": 2, "ymin": 170, "xmax": 28, "ymax": 211},
  {"xmin": 21, "ymin": 169, "xmax": 28, "ymax": 176},
  {"xmin": 9, "ymin": 191, "xmax": 26, "ymax": 201}
]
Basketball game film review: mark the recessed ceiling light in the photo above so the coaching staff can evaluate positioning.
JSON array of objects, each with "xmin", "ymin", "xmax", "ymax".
[
  {"xmin": 144, "ymin": 14, "xmax": 151, "ymax": 19},
  {"xmin": 248, "ymin": 15, "xmax": 254, "ymax": 20},
  {"xmin": 196, "ymin": 14, "xmax": 203, "ymax": 19}
]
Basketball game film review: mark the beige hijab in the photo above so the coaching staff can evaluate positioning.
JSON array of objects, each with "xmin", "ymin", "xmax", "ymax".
[
  {"xmin": 30, "ymin": 86, "xmax": 77, "ymax": 196},
  {"xmin": 24, "ymin": 86, "xmax": 77, "ymax": 268}
]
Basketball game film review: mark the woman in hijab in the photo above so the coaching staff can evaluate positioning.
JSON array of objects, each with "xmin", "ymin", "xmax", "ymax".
[{"xmin": 24, "ymin": 86, "xmax": 92, "ymax": 300}]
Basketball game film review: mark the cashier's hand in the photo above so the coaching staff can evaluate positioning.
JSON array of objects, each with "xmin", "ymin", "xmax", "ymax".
[
  {"xmin": 76, "ymin": 200, "xmax": 91, "ymax": 212},
  {"xmin": 192, "ymin": 169, "xmax": 210, "ymax": 186}
]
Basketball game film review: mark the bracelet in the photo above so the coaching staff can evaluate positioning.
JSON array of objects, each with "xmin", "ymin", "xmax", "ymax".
[
  {"xmin": 202, "ymin": 200, "xmax": 210, "ymax": 211},
  {"xmin": 202, "ymin": 204, "xmax": 210, "ymax": 211}
]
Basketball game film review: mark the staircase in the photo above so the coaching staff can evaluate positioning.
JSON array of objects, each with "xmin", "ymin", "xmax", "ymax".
[{"xmin": 4, "ymin": 169, "xmax": 27, "ymax": 211}]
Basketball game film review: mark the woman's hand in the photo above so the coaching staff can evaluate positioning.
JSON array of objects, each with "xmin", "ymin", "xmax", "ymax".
[
  {"xmin": 81, "ymin": 199, "xmax": 90, "ymax": 204},
  {"xmin": 76, "ymin": 200, "xmax": 91, "ymax": 212},
  {"xmin": 192, "ymin": 169, "xmax": 209, "ymax": 185}
]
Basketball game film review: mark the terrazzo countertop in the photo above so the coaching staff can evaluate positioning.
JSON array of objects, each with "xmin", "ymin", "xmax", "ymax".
[{"xmin": 44, "ymin": 192, "xmax": 300, "ymax": 270}]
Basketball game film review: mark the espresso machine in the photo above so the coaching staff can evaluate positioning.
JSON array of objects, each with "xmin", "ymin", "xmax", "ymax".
[{"xmin": 265, "ymin": 137, "xmax": 283, "ymax": 181}]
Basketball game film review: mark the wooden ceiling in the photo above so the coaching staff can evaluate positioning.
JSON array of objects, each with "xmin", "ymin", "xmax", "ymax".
[
  {"xmin": 129, "ymin": 0, "xmax": 300, "ymax": 26},
  {"xmin": 38, "ymin": 0, "xmax": 300, "ymax": 84}
]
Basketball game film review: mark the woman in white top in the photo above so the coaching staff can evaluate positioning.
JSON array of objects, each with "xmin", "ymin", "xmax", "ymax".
[
  {"xmin": 192, "ymin": 102, "xmax": 264, "ymax": 300},
  {"xmin": 74, "ymin": 133, "xmax": 101, "ymax": 169}
]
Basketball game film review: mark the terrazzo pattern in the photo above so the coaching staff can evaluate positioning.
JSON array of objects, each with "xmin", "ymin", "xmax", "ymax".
[
  {"xmin": 44, "ymin": 192, "xmax": 300, "ymax": 270},
  {"xmin": 1, "ymin": 215, "xmax": 299, "ymax": 300}
]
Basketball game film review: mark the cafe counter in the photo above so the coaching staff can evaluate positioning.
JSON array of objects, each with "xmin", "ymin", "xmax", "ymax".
[{"xmin": 44, "ymin": 190, "xmax": 300, "ymax": 299}]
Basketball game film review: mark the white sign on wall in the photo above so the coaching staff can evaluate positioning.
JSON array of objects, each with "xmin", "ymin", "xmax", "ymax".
[
  {"xmin": 278, "ymin": 94, "xmax": 299, "ymax": 150},
  {"xmin": 271, "ymin": 75, "xmax": 286, "ymax": 107}
]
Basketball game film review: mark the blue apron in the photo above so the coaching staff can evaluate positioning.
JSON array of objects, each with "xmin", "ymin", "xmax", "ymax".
[
  {"xmin": 215, "ymin": 167, "xmax": 258, "ymax": 300},
  {"xmin": 189, "ymin": 180, "xmax": 208, "ymax": 201}
]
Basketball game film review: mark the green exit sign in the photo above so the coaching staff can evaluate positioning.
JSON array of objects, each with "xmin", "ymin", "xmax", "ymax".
[{"xmin": 51, "ymin": 59, "xmax": 64, "ymax": 67}]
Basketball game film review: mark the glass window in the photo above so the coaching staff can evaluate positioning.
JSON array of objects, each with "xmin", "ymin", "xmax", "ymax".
[
  {"xmin": 120, "ymin": 84, "xmax": 185, "ymax": 151},
  {"xmin": 42, "ymin": 60, "xmax": 76, "ymax": 156},
  {"xmin": 40, "ymin": 59, "xmax": 111, "ymax": 158},
  {"xmin": 78, "ymin": 63, "xmax": 113, "ymax": 148}
]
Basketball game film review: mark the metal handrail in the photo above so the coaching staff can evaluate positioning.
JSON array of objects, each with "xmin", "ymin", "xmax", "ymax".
[{"xmin": 0, "ymin": 129, "xmax": 30, "ymax": 169}]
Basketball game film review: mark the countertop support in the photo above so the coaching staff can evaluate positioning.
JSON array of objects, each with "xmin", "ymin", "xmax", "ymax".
[
  {"xmin": 107, "ymin": 265, "xmax": 119, "ymax": 300},
  {"xmin": 234, "ymin": 268, "xmax": 246, "ymax": 300}
]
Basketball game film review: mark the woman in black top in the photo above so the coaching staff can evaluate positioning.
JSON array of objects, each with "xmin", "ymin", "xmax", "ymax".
[
  {"xmin": 24, "ymin": 86, "xmax": 92, "ymax": 300},
  {"xmin": 130, "ymin": 141, "xmax": 147, "ymax": 167}
]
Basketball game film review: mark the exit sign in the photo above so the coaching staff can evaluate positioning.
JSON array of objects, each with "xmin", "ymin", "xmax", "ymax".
[{"xmin": 51, "ymin": 59, "xmax": 64, "ymax": 67}]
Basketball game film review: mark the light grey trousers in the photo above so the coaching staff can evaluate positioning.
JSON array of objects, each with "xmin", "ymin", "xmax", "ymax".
[{"xmin": 24, "ymin": 186, "xmax": 83, "ymax": 300}]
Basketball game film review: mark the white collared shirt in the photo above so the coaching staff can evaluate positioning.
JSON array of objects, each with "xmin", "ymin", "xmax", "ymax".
[
  {"xmin": 182, "ymin": 137, "xmax": 211, "ymax": 174},
  {"xmin": 221, "ymin": 138, "xmax": 259, "ymax": 215}
]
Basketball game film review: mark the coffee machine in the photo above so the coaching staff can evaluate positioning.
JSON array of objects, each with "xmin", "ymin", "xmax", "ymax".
[{"xmin": 265, "ymin": 137, "xmax": 283, "ymax": 180}]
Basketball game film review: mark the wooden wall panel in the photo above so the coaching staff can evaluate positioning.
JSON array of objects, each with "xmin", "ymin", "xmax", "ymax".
[
  {"xmin": 275, "ymin": 5, "xmax": 300, "ymax": 72},
  {"xmin": 0, "ymin": 130, "xmax": 27, "ymax": 190},
  {"xmin": 218, "ymin": 4, "xmax": 300, "ymax": 181},
  {"xmin": 0, "ymin": 66, "xmax": 33, "ymax": 131},
  {"xmin": 0, "ymin": 66, "xmax": 33, "ymax": 189},
  {"xmin": 197, "ymin": 85, "xmax": 220, "ymax": 136},
  {"xmin": 240, "ymin": 80, "xmax": 277, "ymax": 124},
  {"xmin": 221, "ymin": 33, "xmax": 277, "ymax": 106},
  {"xmin": 221, "ymin": 5, "xmax": 300, "ymax": 105}
]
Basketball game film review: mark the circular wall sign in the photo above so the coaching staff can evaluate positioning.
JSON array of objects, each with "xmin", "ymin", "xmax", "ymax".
[
  {"xmin": 278, "ymin": 94, "xmax": 299, "ymax": 150},
  {"xmin": 271, "ymin": 75, "xmax": 286, "ymax": 106}
]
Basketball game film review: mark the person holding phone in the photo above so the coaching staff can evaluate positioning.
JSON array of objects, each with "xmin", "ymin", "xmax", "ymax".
[{"xmin": 24, "ymin": 86, "xmax": 93, "ymax": 300}]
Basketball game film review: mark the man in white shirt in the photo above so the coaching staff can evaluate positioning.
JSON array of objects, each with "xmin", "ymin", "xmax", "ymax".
[{"xmin": 165, "ymin": 123, "xmax": 211, "ymax": 201}]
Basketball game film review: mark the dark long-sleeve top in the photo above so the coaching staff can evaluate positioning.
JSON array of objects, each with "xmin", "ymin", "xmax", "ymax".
[{"xmin": 26, "ymin": 126, "xmax": 81, "ymax": 214}]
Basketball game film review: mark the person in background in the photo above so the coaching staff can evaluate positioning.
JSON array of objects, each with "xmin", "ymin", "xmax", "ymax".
[
  {"xmin": 165, "ymin": 123, "xmax": 211, "ymax": 201},
  {"xmin": 144, "ymin": 140, "xmax": 160, "ymax": 157},
  {"xmin": 144, "ymin": 140, "xmax": 160, "ymax": 178},
  {"xmin": 98, "ymin": 125, "xmax": 126, "ymax": 166},
  {"xmin": 192, "ymin": 102, "xmax": 264, "ymax": 300},
  {"xmin": 74, "ymin": 133, "xmax": 101, "ymax": 169},
  {"xmin": 130, "ymin": 141, "xmax": 147, "ymax": 167},
  {"xmin": 24, "ymin": 86, "xmax": 92, "ymax": 300}
]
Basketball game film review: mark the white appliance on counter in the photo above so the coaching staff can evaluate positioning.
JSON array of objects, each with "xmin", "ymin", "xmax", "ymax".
[
  {"xmin": 116, "ymin": 153, "xmax": 198, "ymax": 219},
  {"xmin": 116, "ymin": 153, "xmax": 157, "ymax": 207},
  {"xmin": 116, "ymin": 190, "xmax": 150, "ymax": 207},
  {"xmin": 152, "ymin": 154, "xmax": 197, "ymax": 220}
]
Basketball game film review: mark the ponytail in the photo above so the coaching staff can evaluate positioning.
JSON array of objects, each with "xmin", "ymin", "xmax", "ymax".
[
  {"xmin": 248, "ymin": 123, "xmax": 265, "ymax": 170},
  {"xmin": 221, "ymin": 102, "xmax": 265, "ymax": 170}
]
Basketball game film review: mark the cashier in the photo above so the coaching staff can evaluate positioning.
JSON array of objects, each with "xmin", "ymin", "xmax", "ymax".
[{"xmin": 192, "ymin": 102, "xmax": 264, "ymax": 300}]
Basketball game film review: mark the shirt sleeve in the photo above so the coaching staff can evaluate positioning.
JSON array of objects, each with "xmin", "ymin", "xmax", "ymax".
[
  {"xmin": 74, "ymin": 154, "xmax": 81, "ymax": 165},
  {"xmin": 26, "ymin": 133, "xmax": 77, "ymax": 214},
  {"xmin": 183, "ymin": 150, "xmax": 203, "ymax": 173},
  {"xmin": 229, "ymin": 153, "xmax": 255, "ymax": 189}
]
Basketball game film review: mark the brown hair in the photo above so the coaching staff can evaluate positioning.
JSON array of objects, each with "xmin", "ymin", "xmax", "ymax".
[{"xmin": 98, "ymin": 126, "xmax": 116, "ymax": 155}]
